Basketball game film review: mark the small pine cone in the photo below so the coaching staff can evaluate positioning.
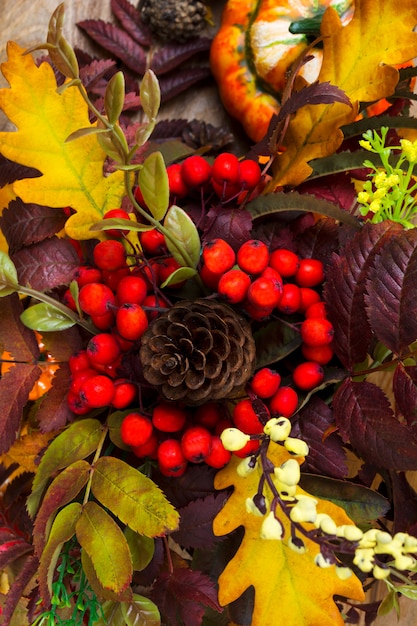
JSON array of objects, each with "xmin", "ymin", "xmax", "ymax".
[
  {"xmin": 139, "ymin": 298, "xmax": 256, "ymax": 406},
  {"xmin": 139, "ymin": 0, "xmax": 208, "ymax": 42}
]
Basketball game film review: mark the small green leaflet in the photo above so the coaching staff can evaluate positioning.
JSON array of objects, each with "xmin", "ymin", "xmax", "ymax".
[
  {"xmin": 20, "ymin": 302, "xmax": 76, "ymax": 331},
  {"xmin": 164, "ymin": 204, "xmax": 201, "ymax": 268},
  {"xmin": 0, "ymin": 250, "xmax": 18, "ymax": 296},
  {"xmin": 138, "ymin": 152, "xmax": 169, "ymax": 221}
]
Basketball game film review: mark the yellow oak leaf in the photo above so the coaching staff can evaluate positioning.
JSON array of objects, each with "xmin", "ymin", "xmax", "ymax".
[
  {"xmin": 0, "ymin": 42, "xmax": 125, "ymax": 240},
  {"xmin": 270, "ymin": 0, "xmax": 417, "ymax": 188},
  {"xmin": 213, "ymin": 443, "xmax": 365, "ymax": 626}
]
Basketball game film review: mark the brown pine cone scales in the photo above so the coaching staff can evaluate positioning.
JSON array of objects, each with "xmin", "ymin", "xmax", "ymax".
[{"xmin": 139, "ymin": 298, "xmax": 256, "ymax": 405}]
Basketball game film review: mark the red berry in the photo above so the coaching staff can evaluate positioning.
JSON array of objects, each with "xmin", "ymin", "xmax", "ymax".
[
  {"xmin": 238, "ymin": 159, "xmax": 262, "ymax": 190},
  {"xmin": 212, "ymin": 179, "xmax": 240, "ymax": 201},
  {"xmin": 194, "ymin": 402, "xmax": 223, "ymax": 429},
  {"xmin": 69, "ymin": 350, "xmax": 91, "ymax": 375},
  {"xmin": 246, "ymin": 276, "xmax": 283, "ymax": 309},
  {"xmin": 116, "ymin": 275, "xmax": 148, "ymax": 306},
  {"xmin": 152, "ymin": 402, "xmax": 187, "ymax": 432},
  {"xmin": 204, "ymin": 435, "xmax": 232, "ymax": 468},
  {"xmin": 157, "ymin": 439, "xmax": 188, "ymax": 476},
  {"xmin": 87, "ymin": 333, "xmax": 121, "ymax": 367},
  {"xmin": 237, "ymin": 239, "xmax": 269, "ymax": 275},
  {"xmin": 90, "ymin": 310, "xmax": 115, "ymax": 331},
  {"xmin": 143, "ymin": 293, "xmax": 169, "ymax": 320},
  {"xmin": 268, "ymin": 386, "xmax": 299, "ymax": 417},
  {"xmin": 212, "ymin": 152, "xmax": 240, "ymax": 185},
  {"xmin": 295, "ymin": 258, "xmax": 325, "ymax": 287},
  {"xmin": 62, "ymin": 288, "xmax": 77, "ymax": 311},
  {"xmin": 301, "ymin": 343, "xmax": 334, "ymax": 365},
  {"xmin": 276, "ymin": 283, "xmax": 301, "ymax": 314},
  {"xmin": 181, "ymin": 426, "xmax": 213, "ymax": 463},
  {"xmin": 292, "ymin": 361, "xmax": 324, "ymax": 391},
  {"xmin": 111, "ymin": 380, "xmax": 137, "ymax": 409},
  {"xmin": 232, "ymin": 438, "xmax": 260, "ymax": 458},
  {"xmin": 298, "ymin": 287, "xmax": 322, "ymax": 313},
  {"xmin": 233, "ymin": 398, "xmax": 266, "ymax": 435},
  {"xmin": 133, "ymin": 185, "xmax": 148, "ymax": 208},
  {"xmin": 70, "ymin": 368, "xmax": 97, "ymax": 395},
  {"xmin": 250, "ymin": 368, "xmax": 281, "ymax": 398},
  {"xmin": 101, "ymin": 267, "xmax": 130, "ymax": 291},
  {"xmin": 75, "ymin": 266, "xmax": 102, "ymax": 287},
  {"xmin": 202, "ymin": 239, "xmax": 236, "ymax": 274},
  {"xmin": 300, "ymin": 318, "xmax": 334, "ymax": 347},
  {"xmin": 79, "ymin": 374, "xmax": 115, "ymax": 408},
  {"xmin": 199, "ymin": 263, "xmax": 223, "ymax": 290},
  {"xmin": 157, "ymin": 257, "xmax": 184, "ymax": 287},
  {"xmin": 305, "ymin": 301, "xmax": 327, "ymax": 319},
  {"xmin": 121, "ymin": 412, "xmax": 153, "ymax": 447},
  {"xmin": 139, "ymin": 229, "xmax": 166, "ymax": 256},
  {"xmin": 217, "ymin": 269, "xmax": 251, "ymax": 304},
  {"xmin": 244, "ymin": 301, "xmax": 274, "ymax": 321},
  {"xmin": 167, "ymin": 163, "xmax": 189, "ymax": 198},
  {"xmin": 269, "ymin": 249, "xmax": 299, "ymax": 277},
  {"xmin": 132, "ymin": 432, "xmax": 159, "ymax": 459},
  {"xmin": 103, "ymin": 208, "xmax": 131, "ymax": 238},
  {"xmin": 78, "ymin": 282, "xmax": 116, "ymax": 317},
  {"xmin": 116, "ymin": 303, "xmax": 148, "ymax": 341},
  {"xmin": 181, "ymin": 155, "xmax": 212, "ymax": 189},
  {"xmin": 93, "ymin": 240, "xmax": 127, "ymax": 271},
  {"xmin": 66, "ymin": 390, "xmax": 91, "ymax": 415}
]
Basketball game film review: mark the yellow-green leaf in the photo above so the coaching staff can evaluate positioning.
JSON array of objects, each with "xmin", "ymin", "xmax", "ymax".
[
  {"xmin": 164, "ymin": 204, "xmax": 201, "ymax": 268},
  {"xmin": 75, "ymin": 500, "xmax": 132, "ymax": 596},
  {"xmin": 91, "ymin": 456, "xmax": 179, "ymax": 537},
  {"xmin": 213, "ymin": 443, "xmax": 365, "ymax": 626},
  {"xmin": 124, "ymin": 527, "xmax": 155, "ymax": 571},
  {"xmin": 138, "ymin": 151, "xmax": 169, "ymax": 221},
  {"xmin": 0, "ymin": 42, "xmax": 125, "ymax": 239},
  {"xmin": 81, "ymin": 548, "xmax": 133, "ymax": 603}
]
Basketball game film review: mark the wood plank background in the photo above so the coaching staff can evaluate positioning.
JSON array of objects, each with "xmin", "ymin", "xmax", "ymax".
[{"xmin": 1, "ymin": 1, "xmax": 417, "ymax": 624}]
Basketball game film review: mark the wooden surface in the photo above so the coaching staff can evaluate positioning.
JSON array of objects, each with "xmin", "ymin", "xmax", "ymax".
[{"xmin": 2, "ymin": 1, "xmax": 417, "ymax": 624}]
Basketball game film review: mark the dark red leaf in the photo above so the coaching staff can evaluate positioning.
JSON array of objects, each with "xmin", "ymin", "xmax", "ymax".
[
  {"xmin": 295, "ymin": 217, "xmax": 340, "ymax": 266},
  {"xmin": 1, "ymin": 199, "xmax": 67, "ymax": 253},
  {"xmin": 292, "ymin": 397, "xmax": 348, "ymax": 479},
  {"xmin": 297, "ymin": 173, "xmax": 357, "ymax": 212},
  {"xmin": 279, "ymin": 81, "xmax": 351, "ymax": 120},
  {"xmin": 79, "ymin": 58, "xmax": 117, "ymax": 91},
  {"xmin": 77, "ymin": 19, "xmax": 147, "ymax": 74},
  {"xmin": 0, "ymin": 538, "xmax": 33, "ymax": 569},
  {"xmin": 365, "ymin": 227, "xmax": 417, "ymax": 357},
  {"xmin": 36, "ymin": 364, "xmax": 73, "ymax": 433},
  {"xmin": 111, "ymin": 0, "xmax": 152, "ymax": 46},
  {"xmin": 324, "ymin": 221, "xmax": 403, "ymax": 370},
  {"xmin": 155, "ymin": 464, "xmax": 218, "ymax": 509},
  {"xmin": 393, "ymin": 363, "xmax": 417, "ymax": 429},
  {"xmin": 389, "ymin": 471, "xmax": 417, "ymax": 534},
  {"xmin": 151, "ymin": 568, "xmax": 222, "ymax": 626},
  {"xmin": 11, "ymin": 236, "xmax": 80, "ymax": 291},
  {"xmin": 333, "ymin": 379, "xmax": 417, "ymax": 470},
  {"xmin": 202, "ymin": 207, "xmax": 253, "ymax": 251},
  {"xmin": 0, "ymin": 293, "xmax": 40, "ymax": 362},
  {"xmin": 1, "ymin": 554, "xmax": 39, "ymax": 626},
  {"xmin": 158, "ymin": 67, "xmax": 213, "ymax": 103},
  {"xmin": 150, "ymin": 38, "xmax": 211, "ymax": 76},
  {"xmin": 0, "ymin": 155, "xmax": 41, "ymax": 187},
  {"xmin": 172, "ymin": 494, "xmax": 228, "ymax": 550}
]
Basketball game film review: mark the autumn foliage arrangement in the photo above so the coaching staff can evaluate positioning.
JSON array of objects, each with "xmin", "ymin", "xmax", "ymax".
[{"xmin": 2, "ymin": 0, "xmax": 417, "ymax": 625}]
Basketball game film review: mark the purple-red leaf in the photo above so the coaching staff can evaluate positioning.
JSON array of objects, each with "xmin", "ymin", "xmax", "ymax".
[
  {"xmin": 150, "ymin": 38, "xmax": 211, "ymax": 76},
  {"xmin": 11, "ymin": 236, "xmax": 80, "ymax": 291},
  {"xmin": 333, "ymin": 379, "xmax": 417, "ymax": 470},
  {"xmin": 292, "ymin": 397, "xmax": 348, "ymax": 479},
  {"xmin": 79, "ymin": 58, "xmax": 117, "ymax": 92},
  {"xmin": 297, "ymin": 173, "xmax": 357, "ymax": 212},
  {"xmin": 36, "ymin": 364, "xmax": 73, "ymax": 433},
  {"xmin": 111, "ymin": 0, "xmax": 152, "ymax": 46},
  {"xmin": 1, "ymin": 199, "xmax": 67, "ymax": 253},
  {"xmin": 1, "ymin": 554, "xmax": 39, "ymax": 626},
  {"xmin": 393, "ymin": 363, "xmax": 417, "ymax": 429},
  {"xmin": 0, "ymin": 293, "xmax": 40, "ymax": 362},
  {"xmin": 172, "ymin": 494, "xmax": 228, "ymax": 550},
  {"xmin": 0, "ymin": 155, "xmax": 40, "ymax": 187},
  {"xmin": 77, "ymin": 19, "xmax": 147, "ymax": 74},
  {"xmin": 324, "ymin": 221, "xmax": 403, "ymax": 370},
  {"xmin": 202, "ymin": 207, "xmax": 253, "ymax": 251},
  {"xmin": 158, "ymin": 67, "xmax": 212, "ymax": 103},
  {"xmin": 151, "ymin": 568, "xmax": 222, "ymax": 626},
  {"xmin": 278, "ymin": 81, "xmax": 352, "ymax": 120},
  {"xmin": 365, "ymin": 227, "xmax": 417, "ymax": 357}
]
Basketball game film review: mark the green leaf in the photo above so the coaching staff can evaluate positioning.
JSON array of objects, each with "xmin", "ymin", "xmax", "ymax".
[
  {"xmin": 38, "ymin": 502, "xmax": 82, "ymax": 602},
  {"xmin": 298, "ymin": 474, "xmax": 390, "ymax": 524},
  {"xmin": 0, "ymin": 250, "xmax": 18, "ymax": 296},
  {"xmin": 27, "ymin": 418, "xmax": 103, "ymax": 517},
  {"xmin": 247, "ymin": 192, "xmax": 362, "ymax": 229},
  {"xmin": 81, "ymin": 548, "xmax": 133, "ymax": 603},
  {"xmin": 107, "ymin": 411, "xmax": 132, "ymax": 451},
  {"xmin": 91, "ymin": 456, "xmax": 180, "ymax": 537},
  {"xmin": 121, "ymin": 594, "xmax": 161, "ymax": 626},
  {"xmin": 395, "ymin": 584, "xmax": 417, "ymax": 600},
  {"xmin": 164, "ymin": 204, "xmax": 201, "ymax": 268},
  {"xmin": 33, "ymin": 459, "xmax": 90, "ymax": 557},
  {"xmin": 46, "ymin": 4, "xmax": 79, "ymax": 79},
  {"xmin": 20, "ymin": 302, "xmax": 76, "ymax": 331},
  {"xmin": 140, "ymin": 69, "xmax": 161, "ymax": 122},
  {"xmin": 124, "ymin": 527, "xmax": 155, "ymax": 571},
  {"xmin": 76, "ymin": 500, "xmax": 132, "ymax": 596},
  {"xmin": 138, "ymin": 152, "xmax": 169, "ymax": 221},
  {"xmin": 160, "ymin": 266, "xmax": 197, "ymax": 288},
  {"xmin": 377, "ymin": 588, "xmax": 400, "ymax": 617},
  {"xmin": 89, "ymin": 218, "xmax": 152, "ymax": 234},
  {"xmin": 105, "ymin": 71, "xmax": 125, "ymax": 126},
  {"xmin": 65, "ymin": 125, "xmax": 111, "ymax": 142},
  {"xmin": 254, "ymin": 319, "xmax": 302, "ymax": 368}
]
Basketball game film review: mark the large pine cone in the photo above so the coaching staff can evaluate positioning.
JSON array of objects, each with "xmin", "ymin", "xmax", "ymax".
[
  {"xmin": 139, "ymin": 0, "xmax": 207, "ymax": 42},
  {"xmin": 139, "ymin": 298, "xmax": 256, "ymax": 406}
]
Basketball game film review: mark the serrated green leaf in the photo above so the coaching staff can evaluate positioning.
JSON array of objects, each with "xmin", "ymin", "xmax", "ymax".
[
  {"xmin": 81, "ymin": 548, "xmax": 133, "ymax": 603},
  {"xmin": 105, "ymin": 71, "xmax": 125, "ymax": 126},
  {"xmin": 138, "ymin": 152, "xmax": 169, "ymax": 221},
  {"xmin": 164, "ymin": 204, "xmax": 201, "ymax": 268},
  {"xmin": 38, "ymin": 501, "xmax": 82, "ymax": 601},
  {"xmin": 160, "ymin": 266, "xmax": 197, "ymax": 288},
  {"xmin": 91, "ymin": 456, "xmax": 179, "ymax": 537},
  {"xmin": 0, "ymin": 250, "xmax": 18, "ymax": 296},
  {"xmin": 20, "ymin": 302, "xmax": 75, "ymax": 331},
  {"xmin": 76, "ymin": 500, "xmax": 132, "ymax": 596},
  {"xmin": 140, "ymin": 69, "xmax": 160, "ymax": 122},
  {"xmin": 298, "ymin": 475, "xmax": 390, "ymax": 524},
  {"xmin": 27, "ymin": 418, "xmax": 103, "ymax": 517},
  {"xmin": 121, "ymin": 593, "xmax": 161, "ymax": 626},
  {"xmin": 124, "ymin": 527, "xmax": 155, "ymax": 571},
  {"xmin": 254, "ymin": 319, "xmax": 302, "ymax": 368},
  {"xmin": 247, "ymin": 192, "xmax": 361, "ymax": 229}
]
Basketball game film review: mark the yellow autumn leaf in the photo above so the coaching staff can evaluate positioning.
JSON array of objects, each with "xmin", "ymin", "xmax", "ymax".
[
  {"xmin": 213, "ymin": 443, "xmax": 365, "ymax": 626},
  {"xmin": 270, "ymin": 0, "xmax": 417, "ymax": 188},
  {"xmin": 0, "ymin": 42, "xmax": 125, "ymax": 240}
]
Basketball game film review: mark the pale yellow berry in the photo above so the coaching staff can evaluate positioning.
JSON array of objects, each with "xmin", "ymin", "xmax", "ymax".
[
  {"xmin": 394, "ymin": 554, "xmax": 416, "ymax": 571},
  {"xmin": 273, "ymin": 478, "xmax": 297, "ymax": 499},
  {"xmin": 220, "ymin": 428, "xmax": 250, "ymax": 451},
  {"xmin": 237, "ymin": 457, "xmax": 257, "ymax": 477},
  {"xmin": 274, "ymin": 458, "xmax": 300, "ymax": 486},
  {"xmin": 288, "ymin": 536, "xmax": 306, "ymax": 554},
  {"xmin": 353, "ymin": 548, "xmax": 375, "ymax": 573},
  {"xmin": 375, "ymin": 531, "xmax": 392, "ymax": 545},
  {"xmin": 358, "ymin": 528, "xmax": 378, "ymax": 548},
  {"xmin": 290, "ymin": 495, "xmax": 318, "ymax": 524},
  {"xmin": 314, "ymin": 552, "xmax": 333, "ymax": 568},
  {"xmin": 335, "ymin": 565, "xmax": 353, "ymax": 580},
  {"xmin": 373, "ymin": 564, "xmax": 390, "ymax": 580},
  {"xmin": 337, "ymin": 525, "xmax": 363, "ymax": 542},
  {"xmin": 314, "ymin": 513, "xmax": 337, "ymax": 536},
  {"xmin": 246, "ymin": 497, "xmax": 266, "ymax": 517},
  {"xmin": 260, "ymin": 511, "xmax": 284, "ymax": 540},
  {"xmin": 284, "ymin": 437, "xmax": 309, "ymax": 457},
  {"xmin": 263, "ymin": 417, "xmax": 291, "ymax": 442}
]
